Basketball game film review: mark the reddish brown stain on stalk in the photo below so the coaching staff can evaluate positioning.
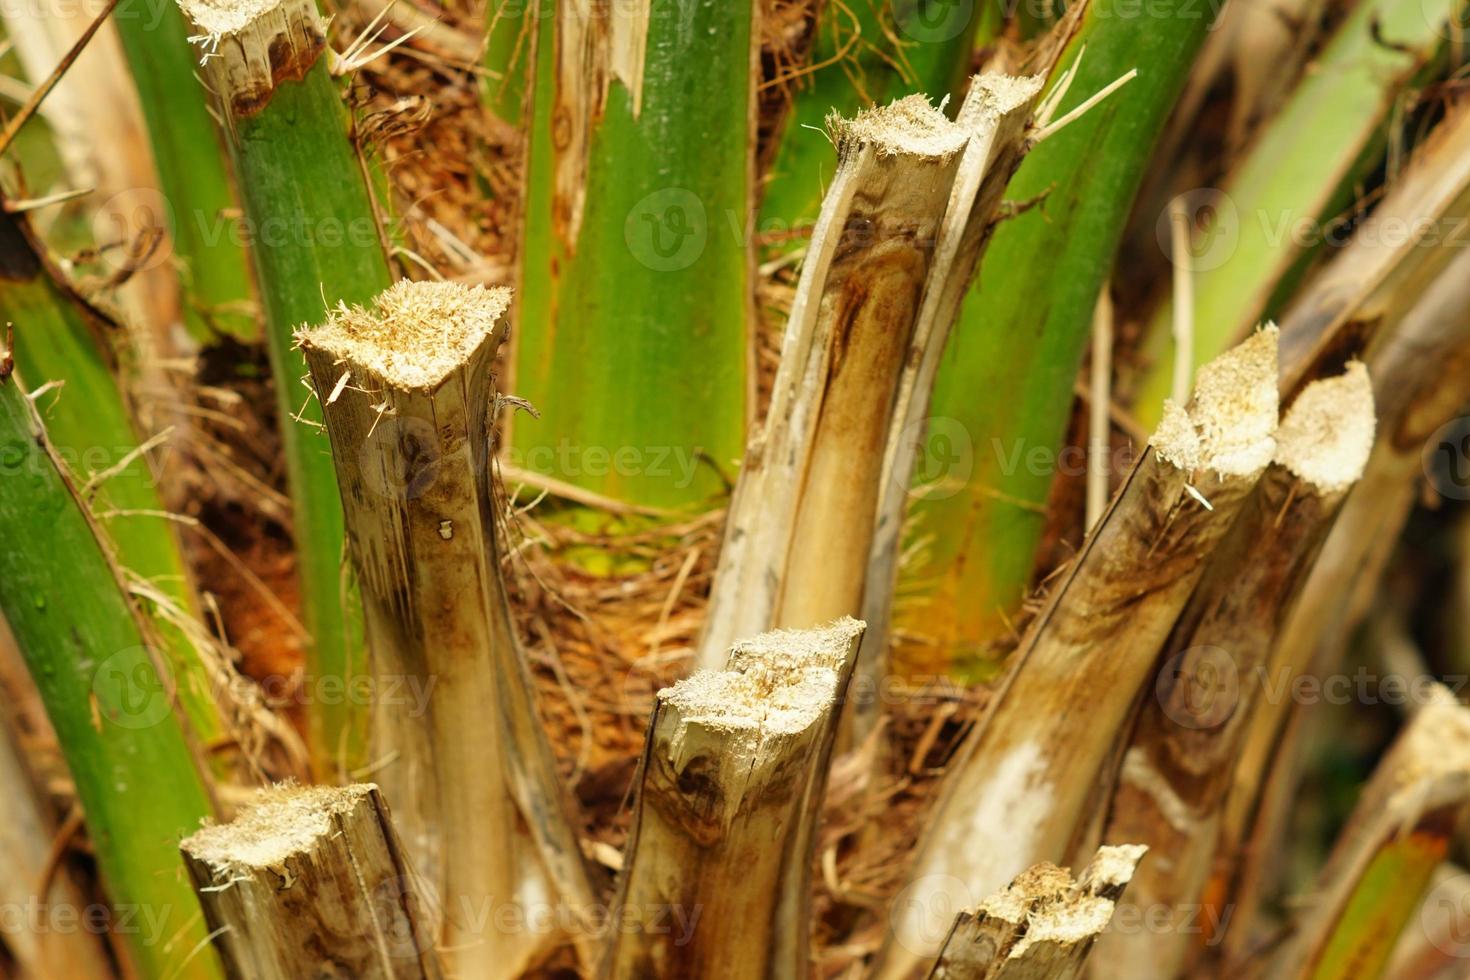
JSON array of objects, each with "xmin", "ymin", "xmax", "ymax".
[
  {"xmin": 230, "ymin": 30, "xmax": 325, "ymax": 118},
  {"xmin": 776, "ymin": 235, "xmax": 927, "ymax": 628}
]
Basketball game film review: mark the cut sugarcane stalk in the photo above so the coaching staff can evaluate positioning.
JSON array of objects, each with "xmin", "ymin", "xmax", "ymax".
[
  {"xmin": 1089, "ymin": 365, "xmax": 1376, "ymax": 980},
  {"xmin": 604, "ymin": 619, "xmax": 863, "ymax": 980},
  {"xmin": 178, "ymin": 0, "xmax": 397, "ymax": 775},
  {"xmin": 0, "ymin": 355, "xmax": 220, "ymax": 980},
  {"xmin": 928, "ymin": 845, "xmax": 1146, "ymax": 980},
  {"xmin": 853, "ymin": 66, "xmax": 1061, "ymax": 734},
  {"xmin": 182, "ymin": 783, "xmax": 443, "ymax": 980},
  {"xmin": 296, "ymin": 281, "xmax": 594, "ymax": 978},
  {"xmin": 698, "ymin": 70, "xmax": 1059, "ymax": 744},
  {"xmin": 876, "ymin": 326, "xmax": 1281, "ymax": 980}
]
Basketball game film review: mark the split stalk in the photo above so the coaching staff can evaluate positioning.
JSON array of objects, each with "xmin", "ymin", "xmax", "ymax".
[
  {"xmin": 877, "ymin": 327, "xmax": 1281, "ymax": 980},
  {"xmin": 1091, "ymin": 365, "xmax": 1377, "ymax": 979}
]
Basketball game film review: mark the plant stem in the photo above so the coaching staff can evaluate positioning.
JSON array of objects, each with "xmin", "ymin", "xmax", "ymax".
[
  {"xmin": 1217, "ymin": 242, "xmax": 1470, "ymax": 968},
  {"xmin": 697, "ymin": 94, "xmax": 972, "ymax": 671},
  {"xmin": 698, "ymin": 67, "xmax": 1055, "ymax": 751},
  {"xmin": 179, "ymin": 0, "xmax": 395, "ymax": 778},
  {"xmin": 928, "ymin": 846, "xmax": 1146, "ymax": 980},
  {"xmin": 482, "ymin": 0, "xmax": 531, "ymax": 124},
  {"xmin": 877, "ymin": 328, "xmax": 1280, "ymax": 980},
  {"xmin": 514, "ymin": 0, "xmax": 752, "ymax": 509},
  {"xmin": 854, "ymin": 46, "xmax": 1077, "ymax": 734},
  {"xmin": 895, "ymin": 3, "xmax": 1217, "ymax": 677},
  {"xmin": 0, "ymin": 360, "xmax": 219, "ymax": 980},
  {"xmin": 1273, "ymin": 688, "xmax": 1470, "ymax": 980},
  {"xmin": 1131, "ymin": 0, "xmax": 1470, "ymax": 426},
  {"xmin": 1091, "ymin": 366, "xmax": 1375, "ymax": 980},
  {"xmin": 297, "ymin": 281, "xmax": 596, "ymax": 978},
  {"xmin": 604, "ymin": 619, "xmax": 863, "ymax": 980},
  {"xmin": 113, "ymin": 0, "xmax": 257, "ymax": 340},
  {"xmin": 0, "ymin": 200, "xmax": 224, "ymax": 751},
  {"xmin": 182, "ymin": 783, "xmax": 444, "ymax": 979},
  {"xmin": 759, "ymin": 0, "xmax": 998, "ymax": 235}
]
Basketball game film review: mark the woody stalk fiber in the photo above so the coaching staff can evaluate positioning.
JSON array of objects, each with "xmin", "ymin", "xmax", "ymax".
[
  {"xmin": 876, "ymin": 326, "xmax": 1282, "ymax": 980},
  {"xmin": 296, "ymin": 282, "xmax": 594, "ymax": 978},
  {"xmin": 605, "ymin": 619, "xmax": 864, "ymax": 980},
  {"xmin": 928, "ymin": 845, "xmax": 1146, "ymax": 980},
  {"xmin": 182, "ymin": 783, "xmax": 443, "ymax": 980},
  {"xmin": 1090, "ymin": 364, "xmax": 1376, "ymax": 980}
]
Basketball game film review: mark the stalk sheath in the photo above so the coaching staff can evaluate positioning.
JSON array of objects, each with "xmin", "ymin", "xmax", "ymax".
[
  {"xmin": 1273, "ymin": 689, "xmax": 1470, "ymax": 979},
  {"xmin": 514, "ymin": 0, "xmax": 752, "ymax": 509},
  {"xmin": 0, "ymin": 201, "xmax": 223, "ymax": 753},
  {"xmin": 113, "ymin": 0, "xmax": 256, "ymax": 339},
  {"xmin": 0, "ymin": 358, "xmax": 219, "ymax": 980},
  {"xmin": 1132, "ymin": 0, "xmax": 1470, "ymax": 425},
  {"xmin": 180, "ymin": 0, "xmax": 396, "ymax": 775},
  {"xmin": 0, "ymin": 670, "xmax": 112, "ymax": 979},
  {"xmin": 1218, "ymin": 243, "xmax": 1470, "ymax": 965}
]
